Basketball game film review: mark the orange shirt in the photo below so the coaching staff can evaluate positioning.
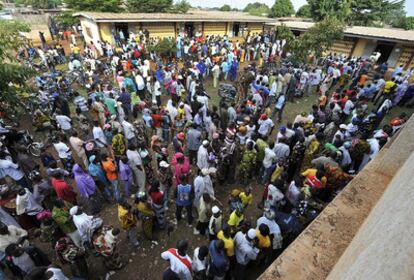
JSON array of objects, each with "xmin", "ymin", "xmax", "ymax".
[
  {"xmin": 358, "ymin": 74, "xmax": 368, "ymax": 86},
  {"xmin": 102, "ymin": 158, "xmax": 118, "ymax": 181}
]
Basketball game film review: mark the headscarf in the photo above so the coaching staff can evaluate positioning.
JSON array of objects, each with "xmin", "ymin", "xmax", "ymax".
[
  {"xmin": 72, "ymin": 164, "xmax": 96, "ymax": 198},
  {"xmin": 88, "ymin": 155, "xmax": 105, "ymax": 177}
]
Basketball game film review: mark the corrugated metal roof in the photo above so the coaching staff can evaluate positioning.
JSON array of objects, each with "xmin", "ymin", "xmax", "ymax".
[
  {"xmin": 268, "ymin": 21, "xmax": 414, "ymax": 43},
  {"xmin": 74, "ymin": 10, "xmax": 273, "ymax": 23}
]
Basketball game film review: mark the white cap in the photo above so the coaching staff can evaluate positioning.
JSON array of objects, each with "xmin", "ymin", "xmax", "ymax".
[
  {"xmin": 247, "ymin": 228, "xmax": 257, "ymax": 239},
  {"xmin": 212, "ymin": 206, "xmax": 220, "ymax": 214},
  {"xmin": 202, "ymin": 140, "xmax": 209, "ymax": 146},
  {"xmin": 69, "ymin": 206, "xmax": 79, "ymax": 216},
  {"xmin": 159, "ymin": 161, "xmax": 170, "ymax": 168},
  {"xmin": 339, "ymin": 124, "xmax": 348, "ymax": 130},
  {"xmin": 201, "ymin": 168, "xmax": 210, "ymax": 176}
]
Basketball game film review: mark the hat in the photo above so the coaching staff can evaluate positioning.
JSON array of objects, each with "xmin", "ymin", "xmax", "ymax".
[
  {"xmin": 177, "ymin": 132, "xmax": 185, "ymax": 141},
  {"xmin": 213, "ymin": 132, "xmax": 220, "ymax": 139},
  {"xmin": 202, "ymin": 140, "xmax": 209, "ymax": 146},
  {"xmin": 343, "ymin": 141, "xmax": 352, "ymax": 149},
  {"xmin": 103, "ymin": 124, "xmax": 111, "ymax": 130},
  {"xmin": 212, "ymin": 206, "xmax": 220, "ymax": 214},
  {"xmin": 280, "ymin": 126, "xmax": 287, "ymax": 132},
  {"xmin": 247, "ymin": 228, "xmax": 257, "ymax": 239},
  {"xmin": 339, "ymin": 124, "xmax": 347, "ymax": 130},
  {"xmin": 69, "ymin": 206, "xmax": 79, "ymax": 216},
  {"xmin": 264, "ymin": 209, "xmax": 276, "ymax": 220},
  {"xmin": 201, "ymin": 168, "xmax": 210, "ymax": 176},
  {"xmin": 260, "ymin": 114, "xmax": 268, "ymax": 120},
  {"xmin": 159, "ymin": 161, "xmax": 170, "ymax": 168}
]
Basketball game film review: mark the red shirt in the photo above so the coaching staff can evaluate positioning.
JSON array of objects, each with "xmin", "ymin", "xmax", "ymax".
[
  {"xmin": 51, "ymin": 178, "xmax": 77, "ymax": 203},
  {"xmin": 151, "ymin": 114, "xmax": 163, "ymax": 128},
  {"xmin": 150, "ymin": 191, "xmax": 164, "ymax": 205}
]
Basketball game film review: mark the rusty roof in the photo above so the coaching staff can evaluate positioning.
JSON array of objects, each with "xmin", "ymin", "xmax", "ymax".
[
  {"xmin": 268, "ymin": 21, "xmax": 414, "ymax": 43},
  {"xmin": 74, "ymin": 10, "xmax": 273, "ymax": 23}
]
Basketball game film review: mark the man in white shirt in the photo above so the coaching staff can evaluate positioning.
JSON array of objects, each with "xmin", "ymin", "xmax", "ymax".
[
  {"xmin": 257, "ymin": 115, "xmax": 274, "ymax": 137},
  {"xmin": 53, "ymin": 140, "xmax": 72, "ymax": 160},
  {"xmin": 135, "ymin": 71, "xmax": 145, "ymax": 96},
  {"xmin": 0, "ymin": 157, "xmax": 27, "ymax": 187},
  {"xmin": 161, "ymin": 240, "xmax": 192, "ymax": 280},
  {"xmin": 262, "ymin": 142, "xmax": 277, "ymax": 183},
  {"xmin": 154, "ymin": 79, "xmax": 162, "ymax": 106},
  {"xmin": 197, "ymin": 140, "xmax": 210, "ymax": 171},
  {"xmin": 273, "ymin": 137, "xmax": 290, "ymax": 160},
  {"xmin": 121, "ymin": 119, "xmax": 136, "ymax": 145},
  {"xmin": 126, "ymin": 144, "xmax": 145, "ymax": 192},
  {"xmin": 234, "ymin": 229, "xmax": 260, "ymax": 279},
  {"xmin": 55, "ymin": 114, "xmax": 72, "ymax": 131},
  {"xmin": 92, "ymin": 122, "xmax": 107, "ymax": 148}
]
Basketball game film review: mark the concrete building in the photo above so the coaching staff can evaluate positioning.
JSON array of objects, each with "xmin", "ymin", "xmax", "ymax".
[
  {"xmin": 74, "ymin": 10, "xmax": 272, "ymax": 46},
  {"xmin": 268, "ymin": 21, "xmax": 414, "ymax": 69}
]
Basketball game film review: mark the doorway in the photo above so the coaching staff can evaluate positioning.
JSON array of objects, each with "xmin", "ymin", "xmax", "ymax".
[
  {"xmin": 184, "ymin": 23, "xmax": 194, "ymax": 38},
  {"xmin": 233, "ymin": 23, "xmax": 240, "ymax": 37},
  {"xmin": 115, "ymin": 23, "xmax": 129, "ymax": 40},
  {"xmin": 374, "ymin": 41, "xmax": 396, "ymax": 64}
]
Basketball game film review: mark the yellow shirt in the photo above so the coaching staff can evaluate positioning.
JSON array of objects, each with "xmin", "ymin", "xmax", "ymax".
[
  {"xmin": 217, "ymin": 230, "xmax": 235, "ymax": 257},
  {"xmin": 256, "ymin": 230, "xmax": 271, "ymax": 249},
  {"xmin": 239, "ymin": 192, "xmax": 252, "ymax": 206},
  {"xmin": 383, "ymin": 80, "xmax": 396, "ymax": 94},
  {"xmin": 72, "ymin": 47, "xmax": 80, "ymax": 54},
  {"xmin": 302, "ymin": 168, "xmax": 327, "ymax": 187},
  {"xmin": 227, "ymin": 211, "xmax": 244, "ymax": 228}
]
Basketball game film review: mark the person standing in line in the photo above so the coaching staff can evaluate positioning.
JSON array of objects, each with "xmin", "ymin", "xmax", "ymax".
[{"xmin": 161, "ymin": 240, "xmax": 193, "ymax": 280}]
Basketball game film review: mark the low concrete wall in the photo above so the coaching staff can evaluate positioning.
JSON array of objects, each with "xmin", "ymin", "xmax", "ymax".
[
  {"xmin": 259, "ymin": 115, "xmax": 414, "ymax": 280},
  {"xmin": 327, "ymin": 148, "xmax": 414, "ymax": 279}
]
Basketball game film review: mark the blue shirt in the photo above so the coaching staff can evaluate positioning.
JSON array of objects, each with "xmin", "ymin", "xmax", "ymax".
[{"xmin": 176, "ymin": 184, "xmax": 192, "ymax": 206}]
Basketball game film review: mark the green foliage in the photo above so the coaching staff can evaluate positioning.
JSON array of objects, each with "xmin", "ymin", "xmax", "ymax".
[
  {"xmin": 404, "ymin": 16, "xmax": 414, "ymax": 30},
  {"xmin": 125, "ymin": 0, "xmax": 173, "ymax": 13},
  {"xmin": 243, "ymin": 2, "xmax": 270, "ymax": 16},
  {"xmin": 9, "ymin": 0, "xmax": 61, "ymax": 8},
  {"xmin": 296, "ymin": 4, "xmax": 312, "ymax": 18},
  {"xmin": 278, "ymin": 17, "xmax": 344, "ymax": 64},
  {"xmin": 307, "ymin": 0, "xmax": 352, "ymax": 23},
  {"xmin": 349, "ymin": 0, "xmax": 405, "ymax": 26},
  {"xmin": 169, "ymin": 0, "xmax": 191, "ymax": 13},
  {"xmin": 0, "ymin": 20, "xmax": 34, "ymax": 107},
  {"xmin": 54, "ymin": 11, "xmax": 79, "ymax": 30},
  {"xmin": 65, "ymin": 0, "xmax": 121, "ymax": 12},
  {"xmin": 219, "ymin": 4, "xmax": 231, "ymax": 12},
  {"xmin": 308, "ymin": 0, "xmax": 405, "ymax": 27},
  {"xmin": 150, "ymin": 38, "xmax": 177, "ymax": 58},
  {"xmin": 270, "ymin": 0, "xmax": 295, "ymax": 18}
]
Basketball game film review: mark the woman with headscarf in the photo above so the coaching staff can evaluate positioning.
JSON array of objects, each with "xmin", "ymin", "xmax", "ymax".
[
  {"xmin": 171, "ymin": 152, "xmax": 190, "ymax": 185},
  {"xmin": 72, "ymin": 164, "xmax": 101, "ymax": 214},
  {"xmin": 88, "ymin": 155, "xmax": 112, "ymax": 201},
  {"xmin": 300, "ymin": 133, "xmax": 323, "ymax": 173}
]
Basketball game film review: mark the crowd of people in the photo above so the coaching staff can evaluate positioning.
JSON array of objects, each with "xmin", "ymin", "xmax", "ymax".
[{"xmin": 0, "ymin": 25, "xmax": 412, "ymax": 280}]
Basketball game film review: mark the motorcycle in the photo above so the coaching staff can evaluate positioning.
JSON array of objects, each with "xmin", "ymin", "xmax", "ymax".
[{"xmin": 0, "ymin": 126, "xmax": 44, "ymax": 157}]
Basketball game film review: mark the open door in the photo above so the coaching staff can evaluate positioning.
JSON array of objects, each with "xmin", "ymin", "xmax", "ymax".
[{"xmin": 374, "ymin": 41, "xmax": 396, "ymax": 64}]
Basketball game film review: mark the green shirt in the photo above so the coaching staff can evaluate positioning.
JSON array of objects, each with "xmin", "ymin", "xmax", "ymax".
[
  {"xmin": 104, "ymin": 98, "xmax": 117, "ymax": 116},
  {"xmin": 52, "ymin": 207, "xmax": 76, "ymax": 234}
]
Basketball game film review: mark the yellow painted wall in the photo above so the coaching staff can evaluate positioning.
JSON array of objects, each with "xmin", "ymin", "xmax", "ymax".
[
  {"xmin": 204, "ymin": 22, "xmax": 227, "ymax": 36},
  {"xmin": 327, "ymin": 39, "xmax": 355, "ymax": 57},
  {"xmin": 352, "ymin": 38, "xmax": 369, "ymax": 57},
  {"xmin": 99, "ymin": 23, "xmax": 114, "ymax": 44},
  {"xmin": 141, "ymin": 22, "xmax": 175, "ymax": 39},
  {"xmin": 247, "ymin": 23, "xmax": 263, "ymax": 34}
]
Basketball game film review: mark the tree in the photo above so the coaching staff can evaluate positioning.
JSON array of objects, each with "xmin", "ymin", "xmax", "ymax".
[
  {"xmin": 219, "ymin": 4, "xmax": 231, "ymax": 12},
  {"xmin": 278, "ymin": 17, "xmax": 344, "ymax": 63},
  {"xmin": 125, "ymin": 0, "xmax": 173, "ymax": 13},
  {"xmin": 169, "ymin": 0, "xmax": 191, "ymax": 13},
  {"xmin": 270, "ymin": 0, "xmax": 294, "ymax": 18},
  {"xmin": 349, "ymin": 0, "xmax": 405, "ymax": 26},
  {"xmin": 307, "ymin": 0, "xmax": 352, "ymax": 23},
  {"xmin": 150, "ymin": 37, "xmax": 177, "ymax": 58},
  {"xmin": 54, "ymin": 11, "xmax": 80, "ymax": 30},
  {"xmin": 296, "ymin": 4, "xmax": 312, "ymax": 18},
  {"xmin": 0, "ymin": 20, "xmax": 34, "ymax": 108},
  {"xmin": 404, "ymin": 17, "xmax": 414, "ymax": 30},
  {"xmin": 28, "ymin": 0, "xmax": 62, "ymax": 9},
  {"xmin": 65, "ymin": 0, "xmax": 121, "ymax": 12},
  {"xmin": 308, "ymin": 0, "xmax": 405, "ymax": 27},
  {"xmin": 243, "ymin": 2, "xmax": 270, "ymax": 16}
]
